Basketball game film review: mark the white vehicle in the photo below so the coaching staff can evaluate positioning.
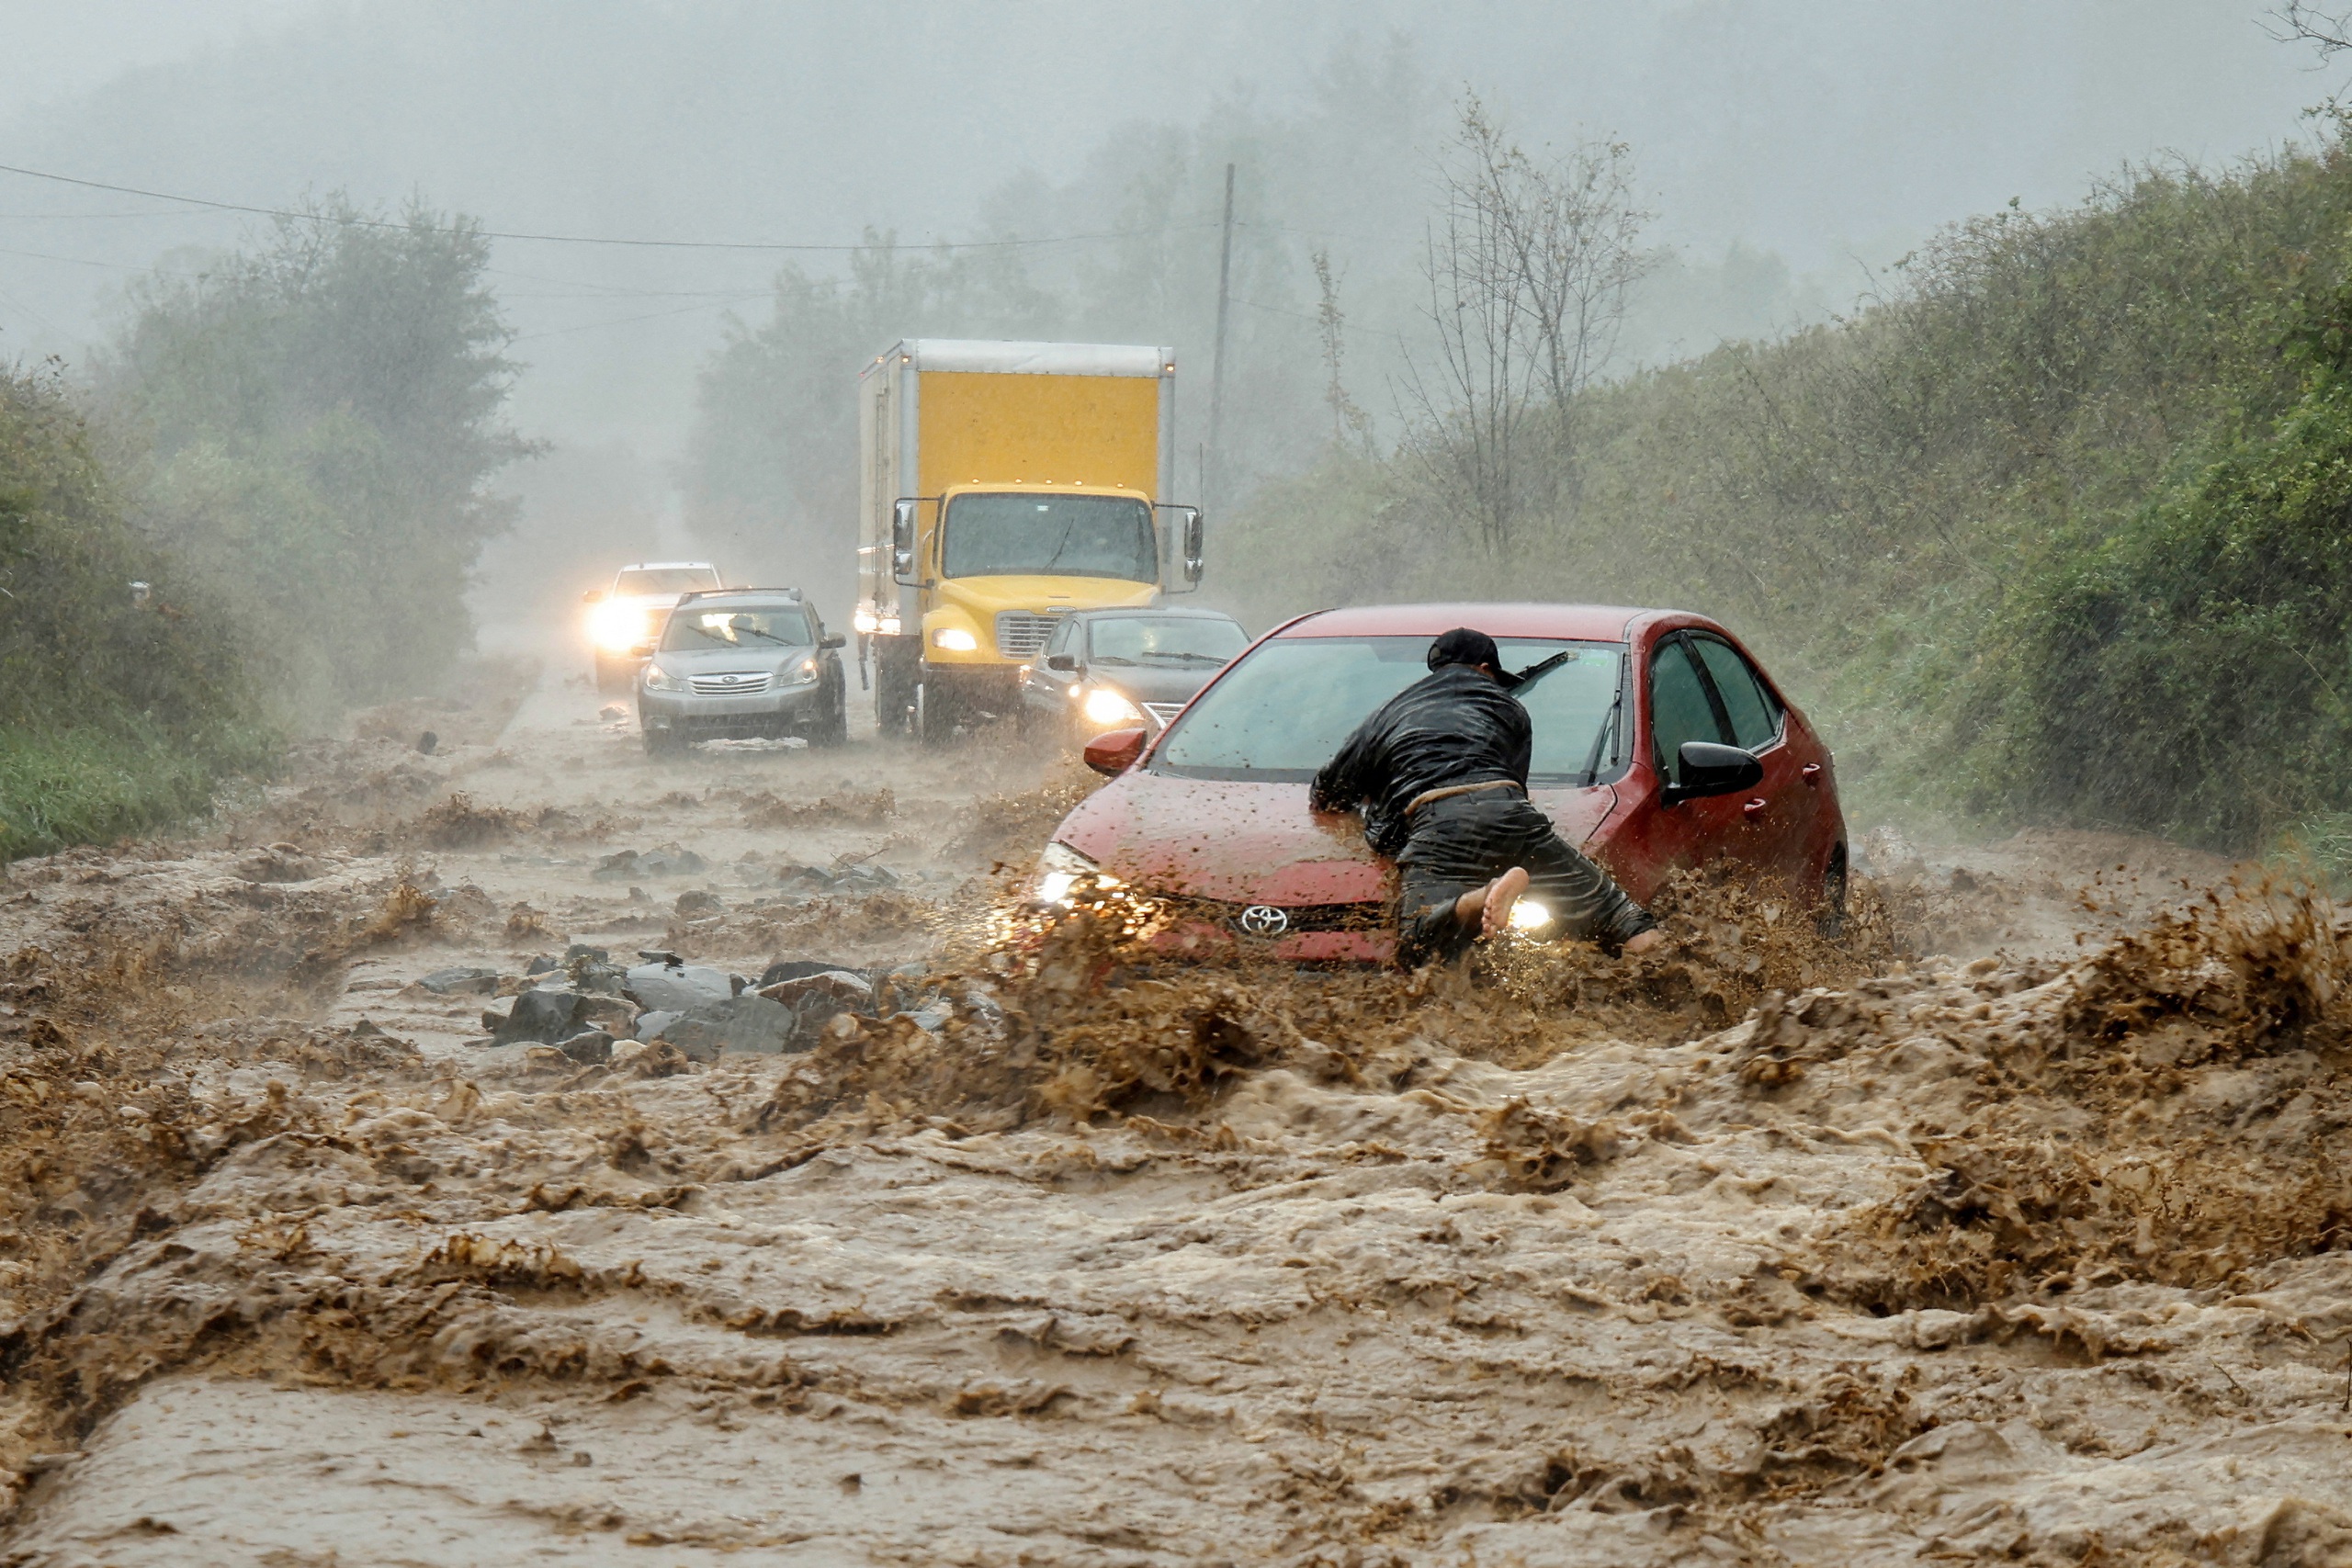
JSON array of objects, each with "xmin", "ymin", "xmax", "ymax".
[{"xmin": 582, "ymin": 561, "xmax": 723, "ymax": 693}]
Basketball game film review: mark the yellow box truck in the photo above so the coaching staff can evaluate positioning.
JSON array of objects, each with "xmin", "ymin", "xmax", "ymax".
[{"xmin": 854, "ymin": 339, "xmax": 1204, "ymax": 742}]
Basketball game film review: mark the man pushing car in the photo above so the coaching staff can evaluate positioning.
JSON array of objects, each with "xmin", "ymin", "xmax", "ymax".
[{"xmin": 1310, "ymin": 627, "xmax": 1665, "ymax": 966}]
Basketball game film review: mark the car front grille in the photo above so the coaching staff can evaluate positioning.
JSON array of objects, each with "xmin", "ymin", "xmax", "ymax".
[
  {"xmin": 688, "ymin": 671, "xmax": 773, "ymax": 695},
  {"xmin": 995, "ymin": 610, "xmax": 1065, "ymax": 659},
  {"xmin": 1140, "ymin": 702, "xmax": 1184, "ymax": 729}
]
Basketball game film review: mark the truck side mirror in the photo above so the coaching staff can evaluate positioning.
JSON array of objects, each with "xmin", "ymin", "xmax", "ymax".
[
  {"xmin": 1181, "ymin": 507, "xmax": 1204, "ymax": 586},
  {"xmin": 891, "ymin": 498, "xmax": 919, "ymax": 584}
]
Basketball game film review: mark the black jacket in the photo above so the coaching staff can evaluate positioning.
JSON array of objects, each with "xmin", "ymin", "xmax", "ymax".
[{"xmin": 1310, "ymin": 664, "xmax": 1530, "ymax": 855}]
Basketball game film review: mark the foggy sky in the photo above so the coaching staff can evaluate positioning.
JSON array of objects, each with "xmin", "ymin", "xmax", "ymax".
[{"xmin": 0, "ymin": 0, "xmax": 2338, "ymax": 457}]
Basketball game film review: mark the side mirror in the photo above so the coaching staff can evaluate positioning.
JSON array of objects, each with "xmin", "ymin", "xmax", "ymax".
[
  {"xmin": 628, "ymin": 640, "xmax": 656, "ymax": 660},
  {"xmin": 1083, "ymin": 726, "xmax": 1147, "ymax": 776},
  {"xmin": 1663, "ymin": 741, "xmax": 1763, "ymax": 806},
  {"xmin": 582, "ymin": 589, "xmax": 605, "ymax": 604},
  {"xmin": 1045, "ymin": 652, "xmax": 1078, "ymax": 672},
  {"xmin": 1181, "ymin": 507, "xmax": 1204, "ymax": 586},
  {"xmin": 891, "ymin": 498, "xmax": 918, "ymax": 583},
  {"xmin": 819, "ymin": 633, "xmax": 846, "ymax": 650}
]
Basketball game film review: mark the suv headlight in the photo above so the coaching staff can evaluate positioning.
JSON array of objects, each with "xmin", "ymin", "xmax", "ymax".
[
  {"xmin": 641, "ymin": 663, "xmax": 684, "ymax": 693},
  {"xmin": 1034, "ymin": 840, "xmax": 1113, "ymax": 906},
  {"xmin": 782, "ymin": 656, "xmax": 820, "ymax": 686},
  {"xmin": 1082, "ymin": 687, "xmax": 1142, "ymax": 727}
]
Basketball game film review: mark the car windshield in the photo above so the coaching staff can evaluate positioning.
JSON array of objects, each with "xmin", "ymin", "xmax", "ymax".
[
  {"xmin": 661, "ymin": 604, "xmax": 811, "ymax": 651},
  {"xmin": 1153, "ymin": 636, "xmax": 1626, "ymax": 784},
  {"xmin": 616, "ymin": 567, "xmax": 720, "ymax": 595},
  {"xmin": 1089, "ymin": 615, "xmax": 1246, "ymax": 667},
  {"xmin": 942, "ymin": 493, "xmax": 1156, "ymax": 582}
]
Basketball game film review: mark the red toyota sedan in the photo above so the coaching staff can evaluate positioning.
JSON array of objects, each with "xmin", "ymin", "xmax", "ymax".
[{"xmin": 1035, "ymin": 603, "xmax": 1848, "ymax": 963}]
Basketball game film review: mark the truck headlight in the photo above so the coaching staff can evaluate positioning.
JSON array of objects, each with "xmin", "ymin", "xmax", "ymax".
[
  {"xmin": 590, "ymin": 603, "xmax": 647, "ymax": 652},
  {"xmin": 1082, "ymin": 687, "xmax": 1143, "ymax": 727},
  {"xmin": 1034, "ymin": 840, "xmax": 1114, "ymax": 906},
  {"xmin": 853, "ymin": 607, "xmax": 878, "ymax": 635},
  {"xmin": 933, "ymin": 626, "xmax": 978, "ymax": 652},
  {"xmin": 641, "ymin": 663, "xmax": 684, "ymax": 693}
]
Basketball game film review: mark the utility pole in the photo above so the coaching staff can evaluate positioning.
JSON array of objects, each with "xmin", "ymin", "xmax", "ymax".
[{"xmin": 1206, "ymin": 161, "xmax": 1236, "ymax": 512}]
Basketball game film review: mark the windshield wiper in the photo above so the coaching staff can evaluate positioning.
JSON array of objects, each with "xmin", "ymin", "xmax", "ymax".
[
  {"xmin": 1141, "ymin": 650, "xmax": 1227, "ymax": 664},
  {"xmin": 1577, "ymin": 689, "xmax": 1623, "ymax": 786},
  {"xmin": 1510, "ymin": 649, "xmax": 1577, "ymax": 694},
  {"xmin": 1091, "ymin": 654, "xmax": 1138, "ymax": 666}
]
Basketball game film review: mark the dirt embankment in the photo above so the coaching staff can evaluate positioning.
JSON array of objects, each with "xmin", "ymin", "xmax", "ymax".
[{"xmin": 2, "ymin": 669, "xmax": 2348, "ymax": 1566}]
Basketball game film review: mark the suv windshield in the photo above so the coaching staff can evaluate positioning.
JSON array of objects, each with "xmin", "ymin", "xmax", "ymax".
[
  {"xmin": 943, "ymin": 493, "xmax": 1155, "ymax": 582},
  {"xmin": 1089, "ymin": 615, "xmax": 1246, "ymax": 667},
  {"xmin": 617, "ymin": 567, "xmax": 720, "ymax": 595},
  {"xmin": 1155, "ymin": 636, "xmax": 1625, "ymax": 783},
  {"xmin": 661, "ymin": 604, "xmax": 812, "ymax": 651}
]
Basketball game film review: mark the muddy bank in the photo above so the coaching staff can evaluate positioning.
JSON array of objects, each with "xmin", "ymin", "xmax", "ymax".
[{"xmin": 3, "ymin": 666, "xmax": 2349, "ymax": 1566}]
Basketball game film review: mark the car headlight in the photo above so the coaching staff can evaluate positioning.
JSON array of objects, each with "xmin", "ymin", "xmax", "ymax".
[
  {"xmin": 590, "ymin": 602, "xmax": 648, "ymax": 652},
  {"xmin": 1082, "ymin": 687, "xmax": 1143, "ymax": 727},
  {"xmin": 1509, "ymin": 897, "xmax": 1552, "ymax": 931},
  {"xmin": 852, "ymin": 607, "xmax": 878, "ymax": 635},
  {"xmin": 641, "ymin": 663, "xmax": 684, "ymax": 693},
  {"xmin": 933, "ymin": 626, "xmax": 978, "ymax": 652},
  {"xmin": 1034, "ymin": 840, "xmax": 1116, "ymax": 906},
  {"xmin": 783, "ymin": 657, "xmax": 819, "ymax": 685}
]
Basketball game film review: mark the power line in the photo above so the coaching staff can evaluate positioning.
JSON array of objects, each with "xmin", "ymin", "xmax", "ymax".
[{"xmin": 0, "ymin": 160, "xmax": 1214, "ymax": 254}]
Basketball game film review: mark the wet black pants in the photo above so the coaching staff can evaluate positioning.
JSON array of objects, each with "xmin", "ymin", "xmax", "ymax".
[{"xmin": 1393, "ymin": 792, "xmax": 1655, "ymax": 966}]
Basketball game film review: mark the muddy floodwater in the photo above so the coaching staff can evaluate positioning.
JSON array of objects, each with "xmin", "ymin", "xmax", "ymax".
[{"xmin": 3, "ymin": 660, "xmax": 2350, "ymax": 1567}]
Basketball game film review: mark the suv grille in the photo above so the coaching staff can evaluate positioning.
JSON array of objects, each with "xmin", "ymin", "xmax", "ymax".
[
  {"xmin": 995, "ymin": 611, "xmax": 1065, "ymax": 659},
  {"xmin": 689, "ymin": 671, "xmax": 773, "ymax": 695}
]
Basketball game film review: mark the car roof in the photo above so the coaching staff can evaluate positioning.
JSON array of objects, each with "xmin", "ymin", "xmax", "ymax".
[
  {"xmin": 617, "ymin": 561, "xmax": 718, "ymax": 573},
  {"xmin": 1274, "ymin": 602, "xmax": 1699, "ymax": 642},
  {"xmin": 680, "ymin": 587, "xmax": 801, "ymax": 600}
]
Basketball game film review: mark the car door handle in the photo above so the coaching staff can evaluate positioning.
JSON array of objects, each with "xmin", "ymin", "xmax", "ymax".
[
  {"xmin": 1801, "ymin": 762, "xmax": 1823, "ymax": 785},
  {"xmin": 1743, "ymin": 797, "xmax": 1769, "ymax": 815}
]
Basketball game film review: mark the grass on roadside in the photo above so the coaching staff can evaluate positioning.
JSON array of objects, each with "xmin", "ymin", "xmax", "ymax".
[{"xmin": 0, "ymin": 721, "xmax": 274, "ymax": 863}]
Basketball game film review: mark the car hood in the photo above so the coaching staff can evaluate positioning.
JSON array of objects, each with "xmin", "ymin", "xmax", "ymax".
[
  {"xmin": 658, "ymin": 645, "xmax": 813, "ymax": 671},
  {"xmin": 1054, "ymin": 769, "xmax": 1618, "ymax": 906},
  {"xmin": 1083, "ymin": 663, "xmax": 1227, "ymax": 705}
]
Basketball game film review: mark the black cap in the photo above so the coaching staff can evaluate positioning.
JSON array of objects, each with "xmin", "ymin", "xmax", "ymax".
[{"xmin": 1426, "ymin": 626, "xmax": 1502, "ymax": 674}]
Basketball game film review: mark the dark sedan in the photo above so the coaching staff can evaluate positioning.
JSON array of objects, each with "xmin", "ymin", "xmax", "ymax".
[{"xmin": 1018, "ymin": 607, "xmax": 1248, "ymax": 744}]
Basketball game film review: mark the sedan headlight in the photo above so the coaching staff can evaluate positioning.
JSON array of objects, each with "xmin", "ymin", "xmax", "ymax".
[
  {"xmin": 933, "ymin": 626, "xmax": 979, "ymax": 652},
  {"xmin": 1034, "ymin": 840, "xmax": 1115, "ymax": 906},
  {"xmin": 1082, "ymin": 687, "xmax": 1143, "ymax": 727},
  {"xmin": 641, "ymin": 663, "xmax": 684, "ymax": 693}
]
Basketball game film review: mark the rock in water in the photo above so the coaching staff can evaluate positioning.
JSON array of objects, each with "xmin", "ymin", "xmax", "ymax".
[
  {"xmin": 483, "ymin": 988, "xmax": 591, "ymax": 1044},
  {"xmin": 418, "ymin": 965, "xmax": 500, "ymax": 995},
  {"xmin": 651, "ymin": 995, "xmax": 799, "ymax": 1059},
  {"xmin": 624, "ymin": 960, "xmax": 733, "ymax": 1013}
]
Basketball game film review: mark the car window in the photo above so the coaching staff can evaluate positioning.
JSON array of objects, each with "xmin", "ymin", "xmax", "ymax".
[
  {"xmin": 1154, "ymin": 636, "xmax": 1625, "ymax": 782},
  {"xmin": 1690, "ymin": 636, "xmax": 1781, "ymax": 750},
  {"xmin": 1649, "ymin": 637, "xmax": 1726, "ymax": 784},
  {"xmin": 660, "ymin": 604, "xmax": 812, "ymax": 651},
  {"xmin": 1087, "ymin": 615, "xmax": 1246, "ymax": 667}
]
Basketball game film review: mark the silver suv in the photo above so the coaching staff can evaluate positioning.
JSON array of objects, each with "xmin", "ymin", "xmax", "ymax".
[{"xmin": 637, "ymin": 590, "xmax": 848, "ymax": 754}]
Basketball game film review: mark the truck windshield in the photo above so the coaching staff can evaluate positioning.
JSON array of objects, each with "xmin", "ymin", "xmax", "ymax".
[
  {"xmin": 617, "ymin": 567, "xmax": 720, "ymax": 595},
  {"xmin": 661, "ymin": 604, "xmax": 812, "ymax": 651},
  {"xmin": 1154, "ymin": 636, "xmax": 1626, "ymax": 783},
  {"xmin": 942, "ymin": 494, "xmax": 1155, "ymax": 582}
]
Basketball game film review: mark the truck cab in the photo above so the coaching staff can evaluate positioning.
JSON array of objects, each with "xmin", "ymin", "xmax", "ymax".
[{"xmin": 855, "ymin": 340, "xmax": 1204, "ymax": 742}]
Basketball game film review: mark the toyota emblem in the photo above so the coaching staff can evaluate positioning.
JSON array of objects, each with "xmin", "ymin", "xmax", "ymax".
[
  {"xmin": 1237, "ymin": 905, "xmax": 1291, "ymax": 938},
  {"xmin": 719, "ymin": 674, "xmax": 740, "ymax": 684}
]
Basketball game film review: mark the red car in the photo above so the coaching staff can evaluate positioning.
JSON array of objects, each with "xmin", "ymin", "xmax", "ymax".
[{"xmin": 1035, "ymin": 603, "xmax": 1847, "ymax": 962}]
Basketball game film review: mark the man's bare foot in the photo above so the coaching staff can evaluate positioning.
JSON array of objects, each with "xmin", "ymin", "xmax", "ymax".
[
  {"xmin": 1623, "ymin": 927, "xmax": 1666, "ymax": 955},
  {"xmin": 1451, "ymin": 866, "xmax": 1531, "ymax": 941}
]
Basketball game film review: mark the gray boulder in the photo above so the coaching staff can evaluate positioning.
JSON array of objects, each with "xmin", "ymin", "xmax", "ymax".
[
  {"xmin": 651, "ymin": 994, "xmax": 800, "ymax": 1060},
  {"xmin": 624, "ymin": 960, "xmax": 734, "ymax": 1013},
  {"xmin": 559, "ymin": 1029, "xmax": 615, "ymax": 1065},
  {"xmin": 483, "ymin": 987, "xmax": 591, "ymax": 1044},
  {"xmin": 419, "ymin": 965, "xmax": 500, "ymax": 995}
]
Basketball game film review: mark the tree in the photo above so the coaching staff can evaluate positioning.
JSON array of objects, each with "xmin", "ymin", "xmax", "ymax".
[
  {"xmin": 1397, "ymin": 96, "xmax": 1652, "ymax": 555},
  {"xmin": 100, "ymin": 197, "xmax": 529, "ymax": 716}
]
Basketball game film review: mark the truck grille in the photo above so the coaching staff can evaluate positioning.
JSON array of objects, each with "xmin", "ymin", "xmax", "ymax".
[
  {"xmin": 995, "ymin": 611, "xmax": 1065, "ymax": 659},
  {"xmin": 689, "ymin": 671, "xmax": 773, "ymax": 695}
]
